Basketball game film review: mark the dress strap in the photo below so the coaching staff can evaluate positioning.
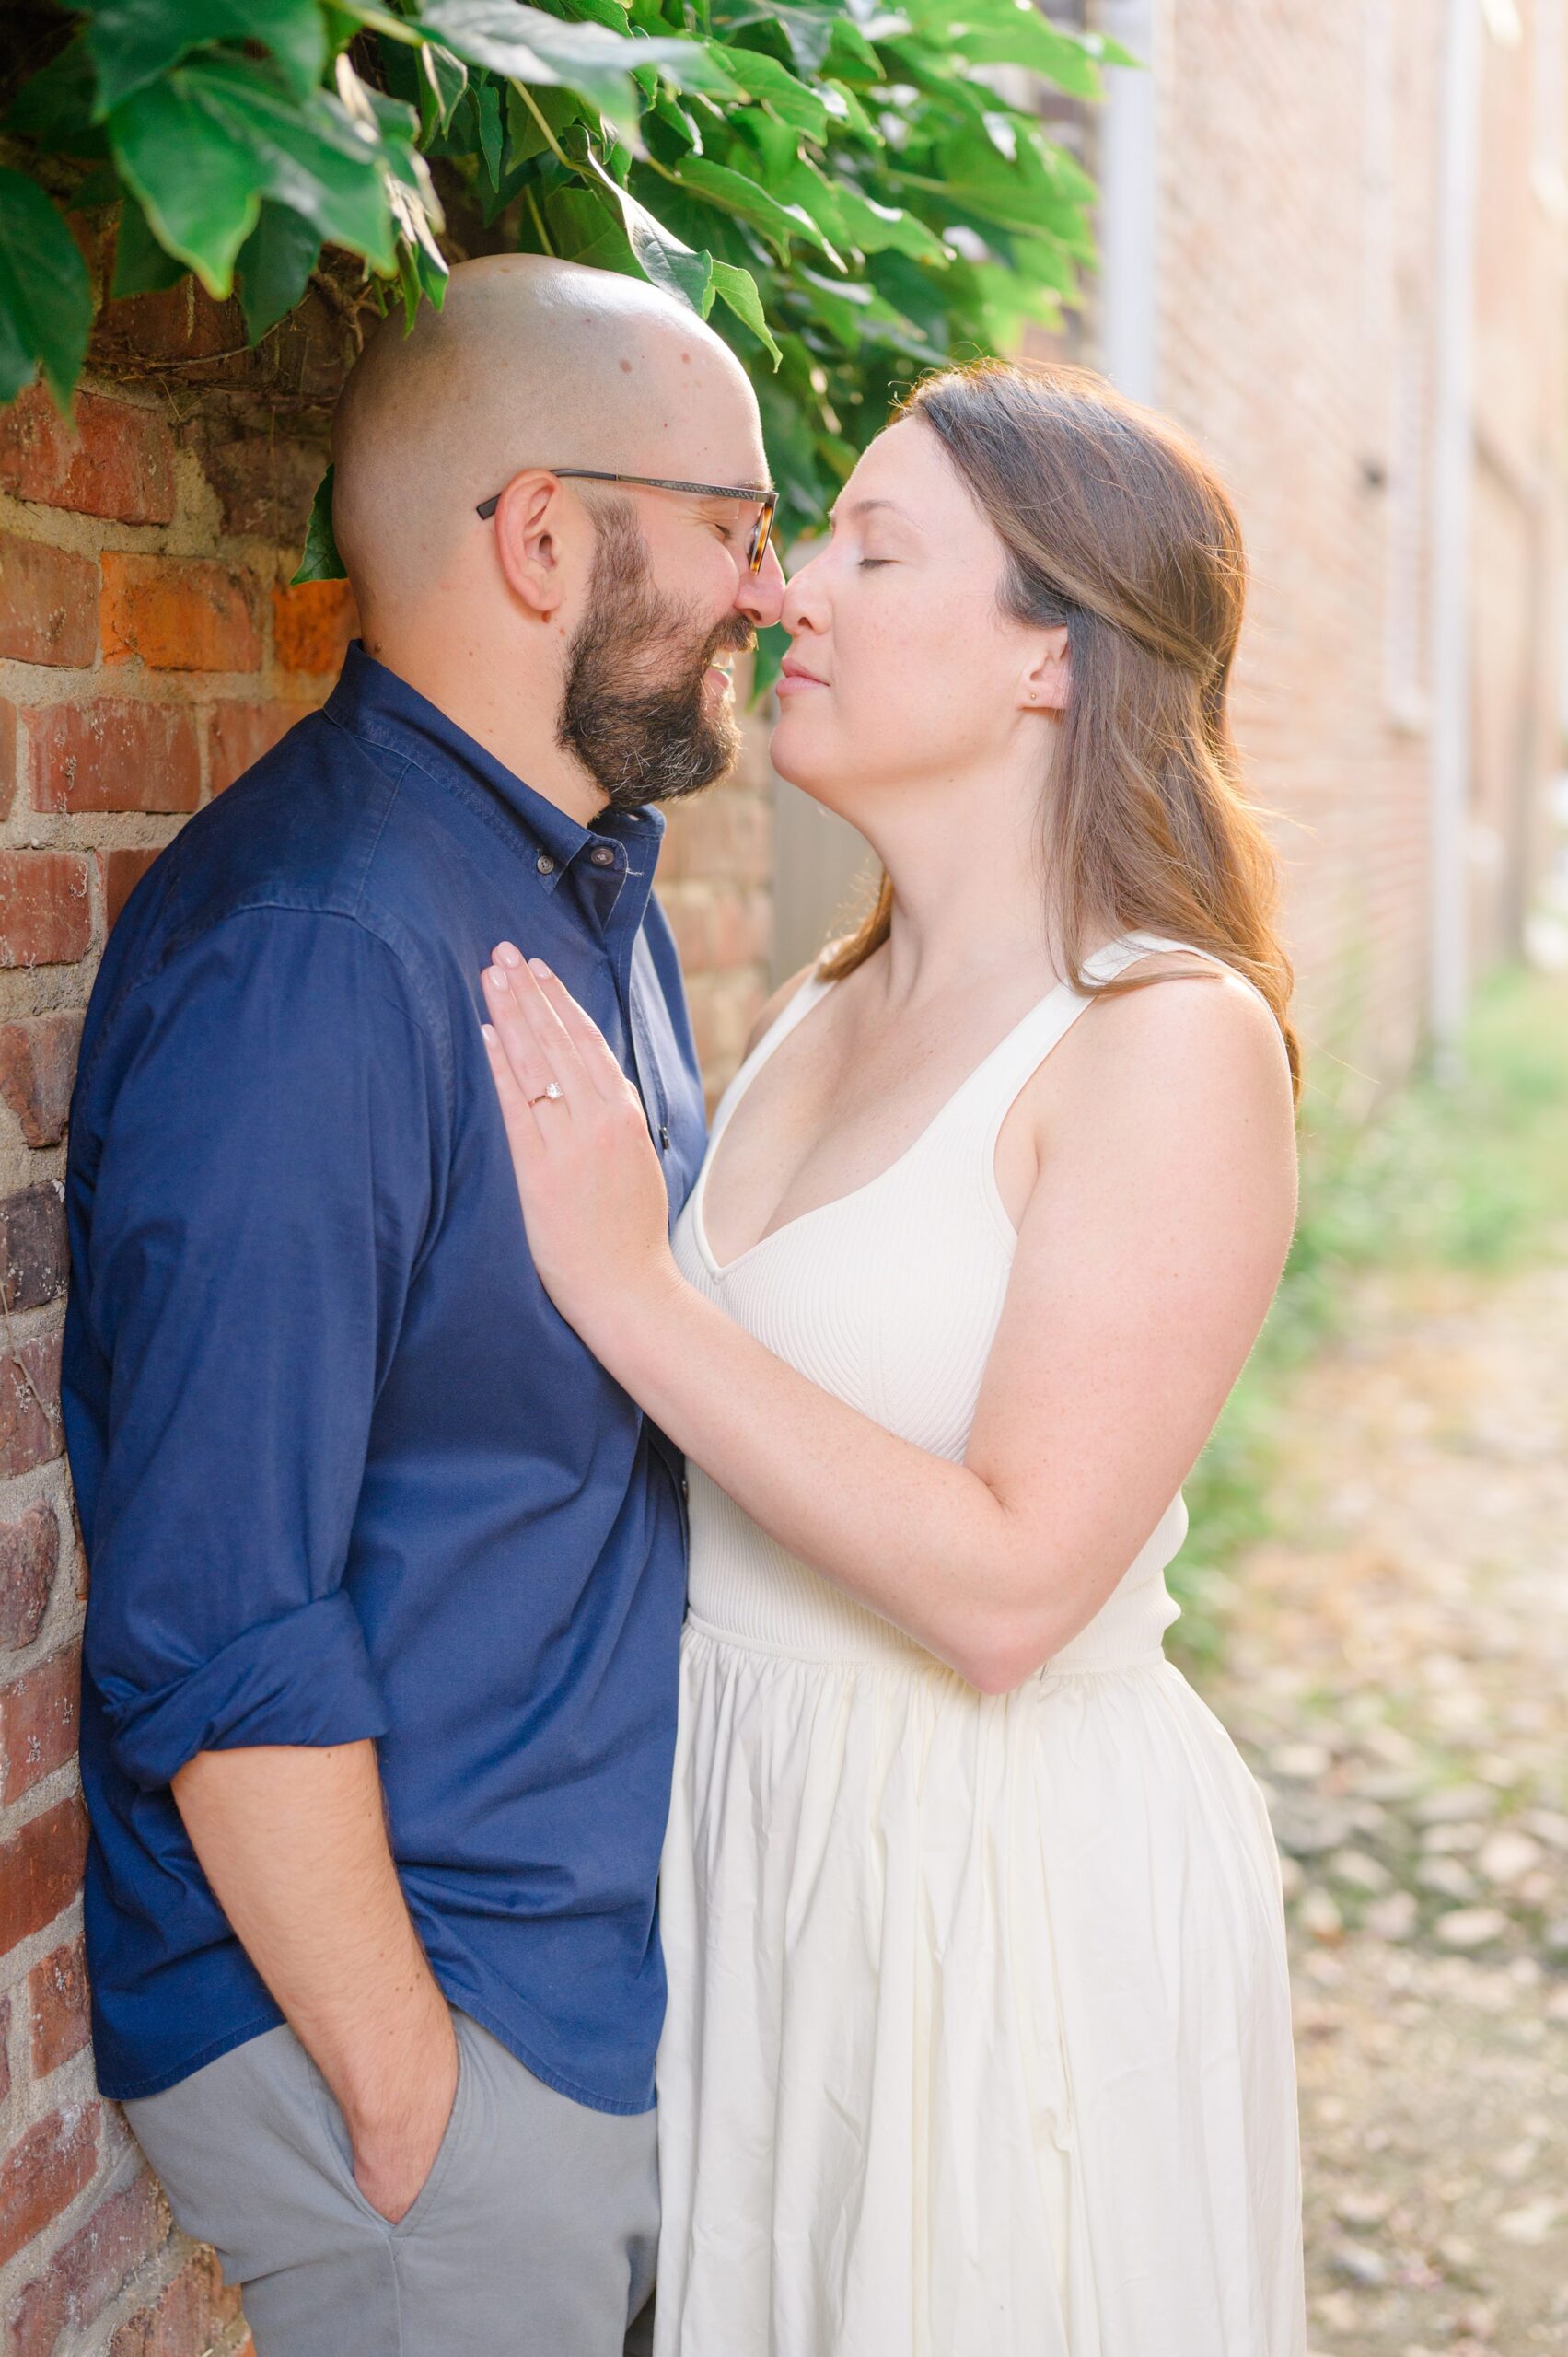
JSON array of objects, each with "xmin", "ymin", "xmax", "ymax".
[
  {"xmin": 970, "ymin": 933, "xmax": 1270, "ymax": 1220},
  {"xmin": 707, "ymin": 964, "xmax": 832, "ymax": 1149}
]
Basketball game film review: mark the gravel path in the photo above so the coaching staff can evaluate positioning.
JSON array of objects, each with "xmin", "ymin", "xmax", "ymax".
[{"xmin": 1199, "ymin": 1252, "xmax": 1568, "ymax": 2357}]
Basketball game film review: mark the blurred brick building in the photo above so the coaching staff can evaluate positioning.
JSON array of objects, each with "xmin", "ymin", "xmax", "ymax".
[{"xmin": 1090, "ymin": 0, "xmax": 1568, "ymax": 1100}]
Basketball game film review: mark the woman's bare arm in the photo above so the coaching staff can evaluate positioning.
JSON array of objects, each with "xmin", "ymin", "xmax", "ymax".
[{"xmin": 484, "ymin": 957, "xmax": 1296, "ymax": 1692}]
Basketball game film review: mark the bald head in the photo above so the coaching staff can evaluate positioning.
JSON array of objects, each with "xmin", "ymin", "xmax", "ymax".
[{"xmin": 331, "ymin": 253, "xmax": 763, "ymax": 619}]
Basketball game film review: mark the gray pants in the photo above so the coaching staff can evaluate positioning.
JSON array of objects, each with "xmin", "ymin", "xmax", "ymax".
[{"xmin": 122, "ymin": 2005, "xmax": 658, "ymax": 2357}]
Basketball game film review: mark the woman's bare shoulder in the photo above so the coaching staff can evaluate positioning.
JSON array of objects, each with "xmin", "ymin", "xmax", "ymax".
[
  {"xmin": 1028, "ymin": 946, "xmax": 1295, "ymax": 1176},
  {"xmin": 1087, "ymin": 950, "xmax": 1290, "ymax": 1087}
]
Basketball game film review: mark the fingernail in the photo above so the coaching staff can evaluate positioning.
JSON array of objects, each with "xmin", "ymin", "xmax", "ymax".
[
  {"xmin": 528, "ymin": 958, "xmax": 552, "ymax": 979},
  {"xmin": 496, "ymin": 943, "xmax": 523, "ymax": 968},
  {"xmin": 488, "ymin": 965, "xmax": 511, "ymax": 992},
  {"xmin": 480, "ymin": 1023, "xmax": 497, "ymax": 1044}
]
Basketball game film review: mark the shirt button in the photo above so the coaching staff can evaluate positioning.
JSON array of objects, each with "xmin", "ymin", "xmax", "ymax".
[
  {"xmin": 589, "ymin": 844, "xmax": 617, "ymax": 867},
  {"xmin": 536, "ymin": 852, "xmax": 555, "ymax": 875}
]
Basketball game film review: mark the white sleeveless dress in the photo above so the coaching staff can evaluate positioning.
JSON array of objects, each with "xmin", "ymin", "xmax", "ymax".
[{"xmin": 652, "ymin": 935, "xmax": 1307, "ymax": 2357}]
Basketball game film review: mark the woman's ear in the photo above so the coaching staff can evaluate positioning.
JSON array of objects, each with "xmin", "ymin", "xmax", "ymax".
[
  {"xmin": 1020, "ymin": 623, "xmax": 1071, "ymax": 714},
  {"xmin": 490, "ymin": 472, "xmax": 575, "ymax": 620}
]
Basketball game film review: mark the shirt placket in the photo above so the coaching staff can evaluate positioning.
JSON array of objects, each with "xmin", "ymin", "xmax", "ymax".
[{"xmin": 576, "ymin": 829, "xmax": 672, "ymax": 1158}]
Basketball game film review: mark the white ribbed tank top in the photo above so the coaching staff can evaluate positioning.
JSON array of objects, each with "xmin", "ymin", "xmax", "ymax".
[{"xmin": 668, "ymin": 933, "xmax": 1223, "ymax": 1679}]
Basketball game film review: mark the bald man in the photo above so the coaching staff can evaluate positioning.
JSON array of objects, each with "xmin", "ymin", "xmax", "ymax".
[{"xmin": 64, "ymin": 256, "xmax": 785, "ymax": 2356}]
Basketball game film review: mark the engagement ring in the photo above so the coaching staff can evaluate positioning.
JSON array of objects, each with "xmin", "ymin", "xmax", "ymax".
[{"xmin": 528, "ymin": 1081, "xmax": 564, "ymax": 1107}]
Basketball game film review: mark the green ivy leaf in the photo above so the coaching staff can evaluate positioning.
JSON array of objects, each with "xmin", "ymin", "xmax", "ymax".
[
  {"xmin": 292, "ymin": 463, "xmax": 347, "ymax": 583},
  {"xmin": 714, "ymin": 45, "xmax": 826, "ymax": 140},
  {"xmin": 82, "ymin": 0, "xmax": 330, "ymax": 115},
  {"xmin": 110, "ymin": 55, "xmax": 399, "ymax": 296},
  {"xmin": 0, "ymin": 172, "xmax": 95, "ymax": 411},
  {"xmin": 944, "ymin": 13, "xmax": 1107, "ymax": 96},
  {"xmin": 5, "ymin": 34, "xmax": 110, "ymax": 157},
  {"xmin": 543, "ymin": 185, "xmax": 638, "ymax": 273},
  {"xmin": 581, "ymin": 147, "xmax": 713, "ymax": 312},
  {"xmin": 709, "ymin": 255, "xmax": 780, "ymax": 364},
  {"xmin": 237, "ymin": 199, "xmax": 322, "ymax": 338},
  {"xmin": 418, "ymin": 0, "xmax": 729, "ymax": 131},
  {"xmin": 110, "ymin": 188, "xmax": 191, "ymax": 295},
  {"xmin": 667, "ymin": 156, "xmax": 837, "ymax": 264},
  {"xmin": 420, "ymin": 41, "xmax": 470, "ymax": 133},
  {"xmin": 715, "ymin": 3, "xmax": 836, "ymax": 76},
  {"xmin": 109, "ymin": 74, "xmax": 267, "ymax": 293},
  {"xmin": 474, "ymin": 76, "xmax": 505, "ymax": 186},
  {"xmin": 749, "ymin": 618, "xmax": 788, "ymax": 703}
]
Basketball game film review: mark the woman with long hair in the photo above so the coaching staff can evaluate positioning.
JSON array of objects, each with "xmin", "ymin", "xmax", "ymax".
[{"xmin": 481, "ymin": 360, "xmax": 1307, "ymax": 2354}]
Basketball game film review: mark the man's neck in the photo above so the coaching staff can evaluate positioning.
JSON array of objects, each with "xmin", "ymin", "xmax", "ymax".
[{"xmin": 362, "ymin": 631, "xmax": 610, "ymax": 828}]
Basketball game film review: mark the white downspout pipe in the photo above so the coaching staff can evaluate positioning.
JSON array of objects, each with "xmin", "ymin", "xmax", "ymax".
[
  {"xmin": 1096, "ymin": 0, "xmax": 1165, "ymax": 405},
  {"xmin": 1429, "ymin": 0, "xmax": 1483, "ymax": 1070}
]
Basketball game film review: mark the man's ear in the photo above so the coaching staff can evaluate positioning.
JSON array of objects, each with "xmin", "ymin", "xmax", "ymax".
[
  {"xmin": 490, "ymin": 472, "xmax": 575, "ymax": 620},
  {"xmin": 1020, "ymin": 622, "xmax": 1071, "ymax": 714}
]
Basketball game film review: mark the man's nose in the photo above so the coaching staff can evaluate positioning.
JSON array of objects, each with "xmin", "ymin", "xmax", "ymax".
[{"xmin": 736, "ymin": 537, "xmax": 786, "ymax": 630}]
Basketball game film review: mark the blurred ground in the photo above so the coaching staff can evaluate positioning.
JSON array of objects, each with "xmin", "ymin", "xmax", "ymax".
[{"xmin": 1179, "ymin": 971, "xmax": 1568, "ymax": 2357}]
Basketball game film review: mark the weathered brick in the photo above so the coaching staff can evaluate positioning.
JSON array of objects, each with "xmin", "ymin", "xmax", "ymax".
[
  {"xmin": 0, "ymin": 1015, "xmax": 83, "ymax": 1145},
  {"xmin": 0, "ymin": 698, "xmax": 17, "ymax": 821},
  {"xmin": 0, "ymin": 536, "xmax": 99, "ymax": 668},
  {"xmin": 0, "ymin": 1181, "xmax": 68, "ymax": 1313},
  {"xmin": 102, "ymin": 553, "xmax": 261, "ymax": 673},
  {"xmin": 0, "ymin": 2104, "xmax": 99, "ymax": 2270},
  {"xmin": 1, "ymin": 1643, "xmax": 80, "ymax": 1805},
  {"xmin": 0, "ymin": 1331, "xmax": 64, "ymax": 1480},
  {"xmin": 0, "ymin": 1992, "xmax": 9, "ymax": 2110},
  {"xmin": 0, "ymin": 1501, "xmax": 59, "ymax": 1652},
  {"xmin": 104, "ymin": 848, "xmax": 162, "ymax": 933},
  {"xmin": 0, "ymin": 1794, "xmax": 87, "ymax": 1957},
  {"xmin": 108, "ymin": 2244, "xmax": 243, "ymax": 2357},
  {"xmin": 0, "ymin": 853, "xmax": 93, "ymax": 968},
  {"xmin": 30, "ymin": 700, "xmax": 202, "ymax": 816},
  {"xmin": 0, "ymin": 386, "xmax": 177, "ymax": 526},
  {"xmin": 204, "ymin": 436, "xmax": 324, "ymax": 542},
  {"xmin": 271, "ymin": 577, "xmax": 355, "ymax": 674},
  {"xmin": 6, "ymin": 2171, "xmax": 166, "ymax": 2357},
  {"xmin": 207, "ymin": 699, "xmax": 300, "ymax": 794},
  {"xmin": 28, "ymin": 1934, "xmax": 90, "ymax": 2074},
  {"xmin": 97, "ymin": 274, "xmax": 248, "ymax": 369}
]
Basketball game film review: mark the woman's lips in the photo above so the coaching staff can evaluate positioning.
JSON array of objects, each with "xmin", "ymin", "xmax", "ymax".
[{"xmin": 776, "ymin": 658, "xmax": 826, "ymax": 697}]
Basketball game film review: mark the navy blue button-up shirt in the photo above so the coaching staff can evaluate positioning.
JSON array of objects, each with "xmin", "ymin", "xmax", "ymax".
[{"xmin": 63, "ymin": 644, "xmax": 707, "ymax": 2110}]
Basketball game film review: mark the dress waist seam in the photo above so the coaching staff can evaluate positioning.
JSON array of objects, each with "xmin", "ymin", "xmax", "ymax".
[{"xmin": 681, "ymin": 1609, "xmax": 1168, "ymax": 1681}]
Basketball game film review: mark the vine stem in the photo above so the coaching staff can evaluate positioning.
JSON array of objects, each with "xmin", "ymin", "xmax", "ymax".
[
  {"xmin": 512, "ymin": 80, "xmax": 577, "ymax": 173},
  {"xmin": 526, "ymin": 185, "xmax": 557, "ymax": 256}
]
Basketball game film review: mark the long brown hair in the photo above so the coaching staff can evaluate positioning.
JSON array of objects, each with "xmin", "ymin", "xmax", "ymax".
[{"xmin": 819, "ymin": 359, "xmax": 1300, "ymax": 1097}]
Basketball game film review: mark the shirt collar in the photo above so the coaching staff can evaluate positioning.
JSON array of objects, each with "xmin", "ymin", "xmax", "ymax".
[{"xmin": 324, "ymin": 641, "xmax": 668, "ymax": 891}]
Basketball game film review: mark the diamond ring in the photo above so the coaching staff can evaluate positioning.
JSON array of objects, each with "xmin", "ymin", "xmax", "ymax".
[{"xmin": 527, "ymin": 1081, "xmax": 564, "ymax": 1108}]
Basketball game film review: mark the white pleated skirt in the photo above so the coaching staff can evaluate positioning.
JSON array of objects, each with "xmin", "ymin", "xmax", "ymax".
[{"xmin": 651, "ymin": 1621, "xmax": 1307, "ymax": 2357}]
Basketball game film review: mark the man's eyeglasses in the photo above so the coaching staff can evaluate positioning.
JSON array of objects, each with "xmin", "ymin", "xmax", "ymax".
[{"xmin": 476, "ymin": 468, "xmax": 779, "ymax": 575}]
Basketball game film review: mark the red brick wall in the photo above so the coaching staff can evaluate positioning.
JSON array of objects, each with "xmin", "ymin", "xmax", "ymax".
[
  {"xmin": 0, "ymin": 204, "xmax": 777, "ymax": 2347},
  {"xmin": 1143, "ymin": 2, "xmax": 1565, "ymax": 1104},
  {"xmin": 0, "ymin": 228, "xmax": 363, "ymax": 2357}
]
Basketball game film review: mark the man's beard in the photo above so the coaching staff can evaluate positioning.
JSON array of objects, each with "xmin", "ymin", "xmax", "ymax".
[{"xmin": 558, "ymin": 498, "xmax": 754, "ymax": 812}]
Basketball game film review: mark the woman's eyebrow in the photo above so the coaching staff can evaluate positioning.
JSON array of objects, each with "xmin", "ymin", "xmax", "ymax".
[{"xmin": 826, "ymin": 496, "xmax": 909, "ymax": 527}]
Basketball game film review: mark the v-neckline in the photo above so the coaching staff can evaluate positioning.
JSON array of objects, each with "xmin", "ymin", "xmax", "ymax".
[{"xmin": 689, "ymin": 967, "xmax": 1079, "ymax": 1283}]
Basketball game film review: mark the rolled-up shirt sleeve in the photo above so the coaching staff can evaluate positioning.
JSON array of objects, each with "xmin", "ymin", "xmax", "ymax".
[{"xmin": 75, "ymin": 906, "xmax": 447, "ymax": 1792}]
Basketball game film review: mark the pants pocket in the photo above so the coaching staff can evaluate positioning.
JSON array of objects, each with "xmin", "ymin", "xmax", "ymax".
[{"xmin": 307, "ymin": 2009, "xmax": 474, "ymax": 2239}]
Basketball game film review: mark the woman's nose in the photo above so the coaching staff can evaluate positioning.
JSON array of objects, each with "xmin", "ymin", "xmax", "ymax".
[{"xmin": 780, "ymin": 552, "xmax": 828, "ymax": 638}]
